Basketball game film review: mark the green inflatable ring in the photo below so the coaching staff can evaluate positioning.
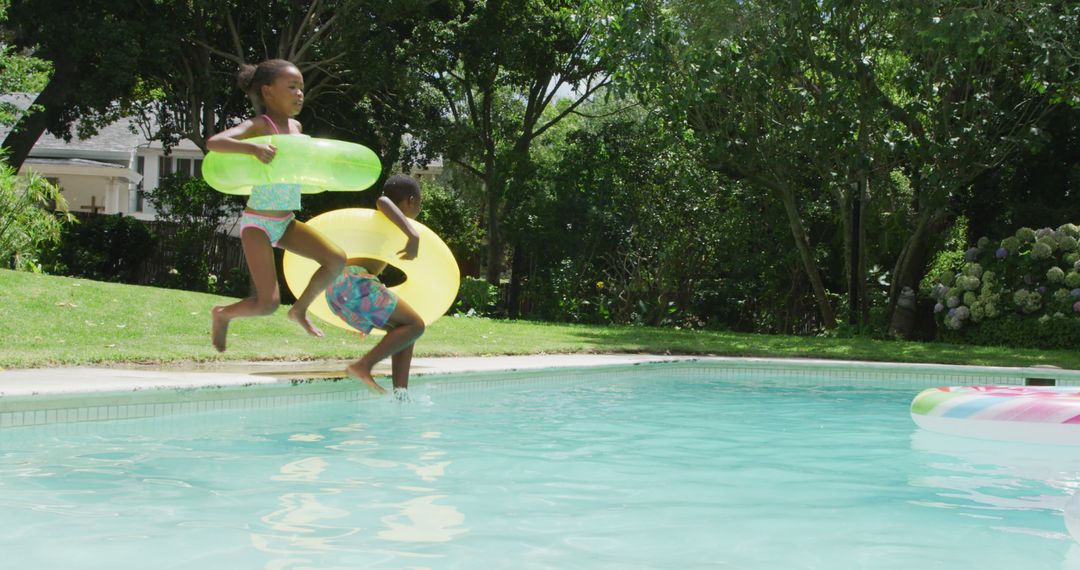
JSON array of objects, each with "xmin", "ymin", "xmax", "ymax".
[{"xmin": 202, "ymin": 135, "xmax": 382, "ymax": 195}]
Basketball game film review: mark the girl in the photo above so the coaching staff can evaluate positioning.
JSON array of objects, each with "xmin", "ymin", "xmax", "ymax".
[{"xmin": 207, "ymin": 59, "xmax": 345, "ymax": 352}]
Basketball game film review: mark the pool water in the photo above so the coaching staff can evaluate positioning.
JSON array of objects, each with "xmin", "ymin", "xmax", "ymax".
[{"xmin": 2, "ymin": 370, "xmax": 1079, "ymax": 569}]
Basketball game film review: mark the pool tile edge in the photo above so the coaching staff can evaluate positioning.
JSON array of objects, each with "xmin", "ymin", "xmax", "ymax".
[{"xmin": 3, "ymin": 354, "xmax": 1080, "ymax": 430}]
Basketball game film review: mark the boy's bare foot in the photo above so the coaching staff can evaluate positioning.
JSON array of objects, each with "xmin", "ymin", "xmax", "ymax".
[
  {"xmin": 346, "ymin": 361, "xmax": 388, "ymax": 395},
  {"xmin": 211, "ymin": 306, "xmax": 230, "ymax": 352},
  {"xmin": 288, "ymin": 307, "xmax": 324, "ymax": 338}
]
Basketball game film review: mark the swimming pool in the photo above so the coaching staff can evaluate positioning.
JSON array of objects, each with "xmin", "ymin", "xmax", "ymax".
[{"xmin": 2, "ymin": 364, "xmax": 1079, "ymax": 569}]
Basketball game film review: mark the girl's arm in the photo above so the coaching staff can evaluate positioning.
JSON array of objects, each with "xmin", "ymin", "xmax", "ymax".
[
  {"xmin": 206, "ymin": 119, "xmax": 276, "ymax": 163},
  {"xmin": 377, "ymin": 196, "xmax": 420, "ymax": 260}
]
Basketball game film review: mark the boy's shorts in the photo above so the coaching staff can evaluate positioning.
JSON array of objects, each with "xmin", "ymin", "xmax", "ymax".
[{"xmin": 325, "ymin": 266, "xmax": 398, "ymax": 334}]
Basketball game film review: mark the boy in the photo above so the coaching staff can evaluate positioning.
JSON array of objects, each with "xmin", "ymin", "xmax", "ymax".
[{"xmin": 325, "ymin": 175, "xmax": 425, "ymax": 399}]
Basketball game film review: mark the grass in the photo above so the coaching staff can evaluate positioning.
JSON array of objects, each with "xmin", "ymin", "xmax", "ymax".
[{"xmin": 2, "ymin": 268, "xmax": 1080, "ymax": 370}]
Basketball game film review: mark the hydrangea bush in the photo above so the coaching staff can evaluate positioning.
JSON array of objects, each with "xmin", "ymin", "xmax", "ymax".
[{"xmin": 927, "ymin": 223, "xmax": 1080, "ymax": 348}]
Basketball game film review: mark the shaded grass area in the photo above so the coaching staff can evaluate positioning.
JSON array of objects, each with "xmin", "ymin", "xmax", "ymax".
[{"xmin": 2, "ymin": 269, "xmax": 1078, "ymax": 370}]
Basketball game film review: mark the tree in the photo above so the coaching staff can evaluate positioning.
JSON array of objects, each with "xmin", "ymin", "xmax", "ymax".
[
  {"xmin": 621, "ymin": 0, "xmax": 884, "ymax": 330},
  {"xmin": 134, "ymin": 0, "xmax": 437, "ymax": 163},
  {"xmin": 133, "ymin": 0, "xmax": 344, "ymax": 152},
  {"xmin": 6, "ymin": 0, "xmax": 436, "ymax": 181},
  {"xmin": 961, "ymin": 105, "xmax": 1080, "ymax": 239},
  {"xmin": 498, "ymin": 92, "xmax": 832, "ymax": 332},
  {"xmin": 0, "ymin": 0, "xmax": 51, "ymax": 127},
  {"xmin": 123, "ymin": 0, "xmax": 444, "ymax": 223},
  {"xmin": 0, "ymin": 2, "xmax": 73, "ymax": 273},
  {"xmin": 867, "ymin": 1, "xmax": 1080, "ymax": 337},
  {"xmin": 1, "ymin": 0, "xmax": 170, "ymax": 169},
  {"xmin": 405, "ymin": 0, "xmax": 625, "ymax": 293},
  {"xmin": 619, "ymin": 0, "xmax": 1080, "ymax": 336}
]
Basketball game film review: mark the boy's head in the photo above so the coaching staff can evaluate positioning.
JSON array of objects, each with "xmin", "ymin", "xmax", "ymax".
[{"xmin": 383, "ymin": 174, "xmax": 422, "ymax": 218}]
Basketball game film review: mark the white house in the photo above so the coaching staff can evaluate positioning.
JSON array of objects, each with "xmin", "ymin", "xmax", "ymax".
[
  {"xmin": 2, "ymin": 94, "xmax": 443, "ymax": 221},
  {"xmin": 1, "ymin": 94, "xmax": 210, "ymax": 221}
]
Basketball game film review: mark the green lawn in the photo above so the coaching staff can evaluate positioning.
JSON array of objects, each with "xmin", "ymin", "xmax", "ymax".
[{"xmin": 2, "ymin": 268, "xmax": 1078, "ymax": 370}]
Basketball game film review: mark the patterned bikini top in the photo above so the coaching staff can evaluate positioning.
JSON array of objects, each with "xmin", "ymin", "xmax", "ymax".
[{"xmin": 246, "ymin": 114, "xmax": 302, "ymax": 211}]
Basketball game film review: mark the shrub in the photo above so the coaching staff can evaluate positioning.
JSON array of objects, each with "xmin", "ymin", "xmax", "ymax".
[
  {"xmin": 454, "ymin": 276, "xmax": 498, "ymax": 316},
  {"xmin": 927, "ymin": 223, "xmax": 1080, "ymax": 348},
  {"xmin": 0, "ymin": 161, "xmax": 73, "ymax": 271},
  {"xmin": 938, "ymin": 314, "xmax": 1080, "ymax": 350},
  {"xmin": 218, "ymin": 266, "xmax": 251, "ymax": 298},
  {"xmin": 145, "ymin": 173, "xmax": 242, "ymax": 228},
  {"xmin": 40, "ymin": 213, "xmax": 155, "ymax": 282},
  {"xmin": 157, "ymin": 227, "xmax": 215, "ymax": 292},
  {"xmin": 416, "ymin": 182, "xmax": 483, "ymax": 267}
]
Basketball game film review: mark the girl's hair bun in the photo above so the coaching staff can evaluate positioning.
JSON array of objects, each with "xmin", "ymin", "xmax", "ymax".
[{"xmin": 236, "ymin": 63, "xmax": 258, "ymax": 93}]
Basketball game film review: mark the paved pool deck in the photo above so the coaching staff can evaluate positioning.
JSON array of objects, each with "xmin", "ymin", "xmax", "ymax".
[{"xmin": 0, "ymin": 354, "xmax": 697, "ymax": 397}]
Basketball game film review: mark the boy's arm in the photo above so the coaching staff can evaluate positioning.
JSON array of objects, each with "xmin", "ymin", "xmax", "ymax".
[
  {"xmin": 206, "ymin": 119, "xmax": 276, "ymax": 163},
  {"xmin": 377, "ymin": 196, "xmax": 420, "ymax": 260}
]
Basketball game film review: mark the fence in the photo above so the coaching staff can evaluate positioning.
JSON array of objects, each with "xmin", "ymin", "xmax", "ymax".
[
  {"xmin": 134, "ymin": 219, "xmax": 248, "ymax": 288},
  {"xmin": 66, "ymin": 211, "xmax": 249, "ymax": 291}
]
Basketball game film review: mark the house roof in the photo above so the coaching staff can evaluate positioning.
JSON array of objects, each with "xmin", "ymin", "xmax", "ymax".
[
  {"xmin": 2, "ymin": 93, "xmax": 145, "ymax": 164},
  {"xmin": 25, "ymin": 157, "xmax": 132, "ymax": 170},
  {"xmin": 22, "ymin": 157, "xmax": 143, "ymax": 183}
]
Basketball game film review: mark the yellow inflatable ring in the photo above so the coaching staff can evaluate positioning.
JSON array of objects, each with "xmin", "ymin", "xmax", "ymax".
[
  {"xmin": 202, "ymin": 135, "xmax": 381, "ymax": 195},
  {"xmin": 282, "ymin": 208, "xmax": 460, "ymax": 334}
]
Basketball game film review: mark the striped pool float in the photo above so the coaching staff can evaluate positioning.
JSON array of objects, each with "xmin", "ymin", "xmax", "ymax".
[{"xmin": 910, "ymin": 385, "xmax": 1080, "ymax": 445}]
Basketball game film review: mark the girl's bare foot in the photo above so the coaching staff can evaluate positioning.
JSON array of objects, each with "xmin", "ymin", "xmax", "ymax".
[
  {"xmin": 346, "ymin": 361, "xmax": 388, "ymax": 395},
  {"xmin": 211, "ymin": 306, "xmax": 230, "ymax": 352},
  {"xmin": 288, "ymin": 306, "xmax": 324, "ymax": 337}
]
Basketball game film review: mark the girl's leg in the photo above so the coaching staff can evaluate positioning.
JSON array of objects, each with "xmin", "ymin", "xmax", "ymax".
[
  {"xmin": 346, "ymin": 299, "xmax": 425, "ymax": 393},
  {"xmin": 211, "ymin": 228, "xmax": 281, "ymax": 352},
  {"xmin": 276, "ymin": 220, "xmax": 346, "ymax": 337}
]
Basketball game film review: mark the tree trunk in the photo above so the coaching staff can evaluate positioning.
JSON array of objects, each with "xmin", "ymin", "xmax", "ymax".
[
  {"xmin": 776, "ymin": 182, "xmax": 838, "ymax": 330},
  {"xmin": 501, "ymin": 143, "xmax": 534, "ymax": 316},
  {"xmin": 507, "ymin": 245, "xmax": 525, "ymax": 319},
  {"xmin": 839, "ymin": 185, "xmax": 855, "ymax": 325},
  {"xmin": 1, "ymin": 60, "xmax": 78, "ymax": 170},
  {"xmin": 484, "ymin": 175, "xmax": 504, "ymax": 285},
  {"xmin": 844, "ymin": 176, "xmax": 869, "ymax": 327},
  {"xmin": 857, "ymin": 176, "xmax": 870, "ymax": 325},
  {"xmin": 886, "ymin": 205, "xmax": 947, "ymax": 338}
]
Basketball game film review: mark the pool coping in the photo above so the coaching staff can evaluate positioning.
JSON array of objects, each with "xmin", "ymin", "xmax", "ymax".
[{"xmin": 0, "ymin": 354, "xmax": 693, "ymax": 398}]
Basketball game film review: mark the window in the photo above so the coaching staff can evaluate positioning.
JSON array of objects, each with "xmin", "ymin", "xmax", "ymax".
[
  {"xmin": 159, "ymin": 156, "xmax": 172, "ymax": 181},
  {"xmin": 157, "ymin": 155, "xmax": 204, "ymax": 193},
  {"xmin": 173, "ymin": 158, "xmax": 204, "ymax": 178},
  {"xmin": 131, "ymin": 157, "xmax": 145, "ymax": 213}
]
